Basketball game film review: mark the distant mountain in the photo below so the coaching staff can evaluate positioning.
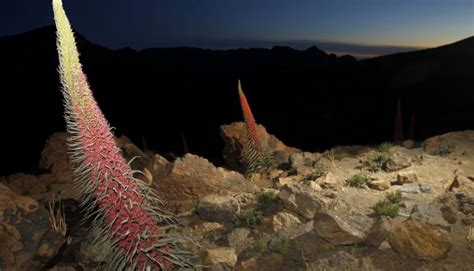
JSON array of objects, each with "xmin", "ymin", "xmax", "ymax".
[{"xmin": 0, "ymin": 26, "xmax": 472, "ymax": 176}]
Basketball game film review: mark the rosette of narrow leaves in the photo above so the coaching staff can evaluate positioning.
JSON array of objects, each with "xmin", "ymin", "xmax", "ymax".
[
  {"xmin": 238, "ymin": 80, "xmax": 270, "ymax": 174},
  {"xmin": 52, "ymin": 0, "xmax": 193, "ymax": 269}
]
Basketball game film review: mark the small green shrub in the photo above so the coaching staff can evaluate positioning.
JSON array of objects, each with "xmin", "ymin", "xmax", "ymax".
[
  {"xmin": 234, "ymin": 210, "xmax": 263, "ymax": 228},
  {"xmin": 372, "ymin": 199, "xmax": 399, "ymax": 218},
  {"xmin": 386, "ymin": 190, "xmax": 402, "ymax": 204},
  {"xmin": 254, "ymin": 237, "xmax": 268, "ymax": 253},
  {"xmin": 431, "ymin": 141, "xmax": 455, "ymax": 156},
  {"xmin": 257, "ymin": 191, "xmax": 278, "ymax": 210},
  {"xmin": 357, "ymin": 152, "xmax": 392, "ymax": 172},
  {"xmin": 268, "ymin": 235, "xmax": 291, "ymax": 255},
  {"xmin": 377, "ymin": 142, "xmax": 394, "ymax": 153},
  {"xmin": 345, "ymin": 174, "xmax": 375, "ymax": 188},
  {"xmin": 372, "ymin": 190, "xmax": 402, "ymax": 218}
]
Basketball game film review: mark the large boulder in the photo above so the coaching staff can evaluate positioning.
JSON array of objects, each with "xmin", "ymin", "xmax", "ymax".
[
  {"xmin": 278, "ymin": 183, "xmax": 331, "ymax": 219},
  {"xmin": 264, "ymin": 211, "xmax": 313, "ymax": 239},
  {"xmin": 114, "ymin": 135, "xmax": 154, "ymax": 179},
  {"xmin": 388, "ymin": 220, "xmax": 452, "ymax": 261},
  {"xmin": 39, "ymin": 132, "xmax": 72, "ymax": 184},
  {"xmin": 220, "ymin": 122, "xmax": 300, "ymax": 171},
  {"xmin": 39, "ymin": 132, "xmax": 152, "ymax": 184},
  {"xmin": 394, "ymin": 170, "xmax": 418, "ymax": 185},
  {"xmin": 196, "ymin": 195, "xmax": 240, "ymax": 222},
  {"xmin": 410, "ymin": 203, "xmax": 451, "ymax": 230},
  {"xmin": 386, "ymin": 152, "xmax": 412, "ymax": 171},
  {"xmin": 76, "ymin": 230, "xmax": 114, "ymax": 270},
  {"xmin": 313, "ymin": 200, "xmax": 375, "ymax": 245},
  {"xmin": 227, "ymin": 228, "xmax": 253, "ymax": 255},
  {"xmin": 201, "ymin": 247, "xmax": 238, "ymax": 270},
  {"xmin": 3, "ymin": 173, "xmax": 48, "ymax": 196},
  {"xmin": 0, "ymin": 184, "xmax": 49, "ymax": 271},
  {"xmin": 152, "ymin": 154, "xmax": 257, "ymax": 214}
]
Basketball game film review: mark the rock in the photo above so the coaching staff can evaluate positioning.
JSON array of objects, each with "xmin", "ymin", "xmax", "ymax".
[
  {"xmin": 115, "ymin": 135, "xmax": 154, "ymax": 183},
  {"xmin": 410, "ymin": 203, "xmax": 451, "ymax": 230},
  {"xmin": 388, "ymin": 220, "xmax": 452, "ymax": 261},
  {"xmin": 33, "ymin": 229, "xmax": 67, "ymax": 268},
  {"xmin": 444, "ymin": 176, "xmax": 461, "ymax": 192},
  {"xmin": 267, "ymin": 168, "xmax": 285, "ymax": 181},
  {"xmin": 399, "ymin": 183, "xmax": 432, "ymax": 194},
  {"xmin": 201, "ymin": 247, "xmax": 238, "ymax": 270},
  {"xmin": 3, "ymin": 173, "xmax": 48, "ymax": 196},
  {"xmin": 76, "ymin": 230, "xmax": 113, "ymax": 270},
  {"xmin": 227, "ymin": 228, "xmax": 253, "ymax": 255},
  {"xmin": 31, "ymin": 183, "xmax": 80, "ymax": 202},
  {"xmin": 313, "ymin": 200, "xmax": 374, "ymax": 245},
  {"xmin": 386, "ymin": 152, "xmax": 413, "ymax": 171},
  {"xmin": 458, "ymin": 160, "xmax": 470, "ymax": 165},
  {"xmin": 256, "ymin": 253, "xmax": 284, "ymax": 270},
  {"xmin": 0, "ymin": 184, "xmax": 49, "ymax": 271},
  {"xmin": 39, "ymin": 132, "xmax": 72, "ymax": 183},
  {"xmin": 289, "ymin": 152, "xmax": 320, "ymax": 176},
  {"xmin": 379, "ymin": 240, "xmax": 392, "ymax": 250},
  {"xmin": 196, "ymin": 195, "xmax": 240, "ymax": 222},
  {"xmin": 274, "ymin": 176, "xmax": 300, "ymax": 189},
  {"xmin": 402, "ymin": 140, "xmax": 415, "ymax": 149},
  {"xmin": 309, "ymin": 251, "xmax": 359, "ymax": 270},
  {"xmin": 48, "ymin": 265, "xmax": 78, "ymax": 271},
  {"xmin": 456, "ymin": 193, "xmax": 474, "ymax": 216},
  {"xmin": 365, "ymin": 217, "xmax": 394, "ymax": 247},
  {"xmin": 266, "ymin": 211, "xmax": 313, "ymax": 239},
  {"xmin": 179, "ymin": 222, "xmax": 225, "ymax": 254},
  {"xmin": 272, "ymin": 150, "xmax": 292, "ymax": 169},
  {"xmin": 234, "ymin": 258, "xmax": 257, "ymax": 271},
  {"xmin": 419, "ymin": 183, "xmax": 433, "ymax": 193},
  {"xmin": 439, "ymin": 194, "xmax": 458, "ymax": 224},
  {"xmin": 316, "ymin": 172, "xmax": 339, "ymax": 190},
  {"xmin": 369, "ymin": 179, "xmax": 391, "ymax": 191},
  {"xmin": 278, "ymin": 183, "xmax": 331, "ymax": 219},
  {"xmin": 468, "ymin": 225, "xmax": 473, "ymax": 242},
  {"xmin": 220, "ymin": 122, "xmax": 299, "ymax": 171},
  {"xmin": 309, "ymin": 181, "xmax": 323, "ymax": 192},
  {"xmin": 195, "ymin": 222, "xmax": 225, "ymax": 233},
  {"xmin": 152, "ymin": 154, "xmax": 256, "ymax": 214},
  {"xmin": 395, "ymin": 171, "xmax": 418, "ymax": 185},
  {"xmin": 449, "ymin": 175, "xmax": 474, "ymax": 193},
  {"xmin": 154, "ymin": 153, "xmax": 170, "ymax": 171},
  {"xmin": 423, "ymin": 136, "xmax": 444, "ymax": 152},
  {"xmin": 115, "ymin": 135, "xmax": 153, "ymax": 170},
  {"xmin": 39, "ymin": 132, "xmax": 151, "ymax": 184}
]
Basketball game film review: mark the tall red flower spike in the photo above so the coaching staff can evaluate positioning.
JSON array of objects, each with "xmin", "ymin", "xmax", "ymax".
[
  {"xmin": 238, "ymin": 80, "xmax": 268, "ymax": 173},
  {"xmin": 52, "ymin": 0, "xmax": 193, "ymax": 270}
]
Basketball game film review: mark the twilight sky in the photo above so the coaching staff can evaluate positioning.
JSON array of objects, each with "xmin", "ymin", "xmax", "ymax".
[{"xmin": 1, "ymin": 0, "xmax": 473, "ymax": 57}]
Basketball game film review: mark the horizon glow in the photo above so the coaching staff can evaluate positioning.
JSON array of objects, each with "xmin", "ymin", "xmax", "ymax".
[{"xmin": 1, "ymin": 0, "xmax": 472, "ymax": 57}]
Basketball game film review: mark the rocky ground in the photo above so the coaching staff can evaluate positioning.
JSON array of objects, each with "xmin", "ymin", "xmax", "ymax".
[{"xmin": 0, "ymin": 123, "xmax": 473, "ymax": 271}]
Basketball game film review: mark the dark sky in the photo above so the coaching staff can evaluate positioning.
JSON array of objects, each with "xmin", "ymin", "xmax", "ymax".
[{"xmin": 1, "ymin": 0, "xmax": 473, "ymax": 57}]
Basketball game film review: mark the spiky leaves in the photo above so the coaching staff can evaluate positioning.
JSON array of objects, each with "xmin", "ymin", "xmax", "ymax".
[
  {"xmin": 238, "ymin": 80, "xmax": 269, "ymax": 174},
  {"xmin": 52, "ymin": 0, "xmax": 192, "ymax": 270}
]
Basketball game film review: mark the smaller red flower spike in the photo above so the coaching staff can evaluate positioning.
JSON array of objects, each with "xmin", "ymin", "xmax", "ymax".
[{"xmin": 238, "ymin": 80, "xmax": 268, "ymax": 173}]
